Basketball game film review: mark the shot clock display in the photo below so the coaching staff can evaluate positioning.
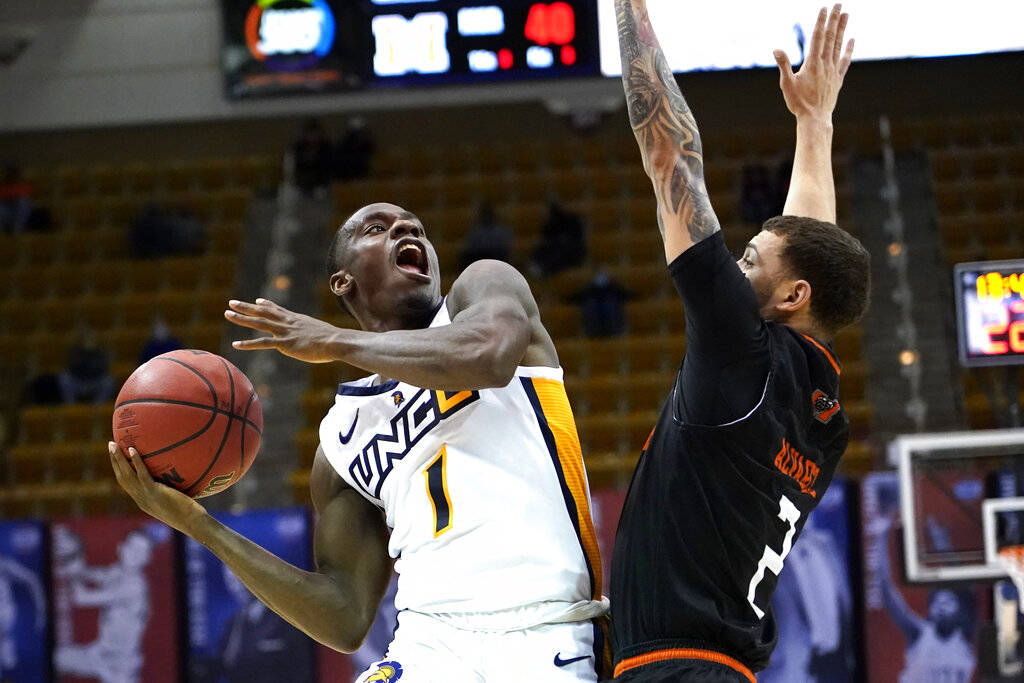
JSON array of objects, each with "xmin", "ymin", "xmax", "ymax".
[
  {"xmin": 367, "ymin": 0, "xmax": 600, "ymax": 86},
  {"xmin": 954, "ymin": 259, "xmax": 1024, "ymax": 367}
]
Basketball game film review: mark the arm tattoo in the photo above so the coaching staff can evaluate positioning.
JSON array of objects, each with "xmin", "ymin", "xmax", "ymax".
[{"xmin": 616, "ymin": 0, "xmax": 720, "ymax": 244}]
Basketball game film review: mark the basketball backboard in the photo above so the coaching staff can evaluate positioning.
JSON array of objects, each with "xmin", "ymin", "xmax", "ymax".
[{"xmin": 891, "ymin": 428, "xmax": 1024, "ymax": 582}]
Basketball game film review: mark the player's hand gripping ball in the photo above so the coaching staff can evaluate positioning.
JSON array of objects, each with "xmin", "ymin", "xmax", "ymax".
[{"xmin": 111, "ymin": 350, "xmax": 262, "ymax": 498}]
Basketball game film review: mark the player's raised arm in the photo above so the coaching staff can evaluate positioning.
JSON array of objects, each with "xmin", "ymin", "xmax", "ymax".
[
  {"xmin": 227, "ymin": 260, "xmax": 553, "ymax": 392},
  {"xmin": 774, "ymin": 4, "xmax": 855, "ymax": 223},
  {"xmin": 109, "ymin": 442, "xmax": 393, "ymax": 652},
  {"xmin": 615, "ymin": 0, "xmax": 720, "ymax": 263}
]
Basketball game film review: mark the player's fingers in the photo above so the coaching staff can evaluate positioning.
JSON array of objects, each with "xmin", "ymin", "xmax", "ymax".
[
  {"xmin": 821, "ymin": 4, "xmax": 841, "ymax": 61},
  {"xmin": 223, "ymin": 309, "xmax": 281, "ymax": 333},
  {"xmin": 129, "ymin": 448, "xmax": 156, "ymax": 488},
  {"xmin": 833, "ymin": 12, "xmax": 849, "ymax": 65},
  {"xmin": 227, "ymin": 299, "xmax": 273, "ymax": 318},
  {"xmin": 773, "ymin": 49, "xmax": 793, "ymax": 75},
  {"xmin": 806, "ymin": 7, "xmax": 827, "ymax": 63},
  {"xmin": 232, "ymin": 337, "xmax": 277, "ymax": 351},
  {"xmin": 839, "ymin": 38, "xmax": 855, "ymax": 77},
  {"xmin": 109, "ymin": 443, "xmax": 138, "ymax": 492}
]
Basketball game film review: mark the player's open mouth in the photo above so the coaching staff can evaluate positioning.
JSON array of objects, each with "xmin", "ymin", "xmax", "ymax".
[{"xmin": 395, "ymin": 240, "xmax": 430, "ymax": 280}]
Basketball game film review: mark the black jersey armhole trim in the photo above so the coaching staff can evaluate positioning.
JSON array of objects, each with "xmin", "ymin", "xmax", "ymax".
[{"xmin": 671, "ymin": 330, "xmax": 774, "ymax": 430}]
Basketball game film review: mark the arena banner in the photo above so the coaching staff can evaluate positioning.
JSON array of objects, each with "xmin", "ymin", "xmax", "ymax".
[
  {"xmin": 760, "ymin": 479, "xmax": 855, "ymax": 682},
  {"xmin": 861, "ymin": 471, "xmax": 989, "ymax": 683},
  {"xmin": 185, "ymin": 507, "xmax": 314, "ymax": 683},
  {"xmin": 51, "ymin": 516, "xmax": 177, "ymax": 683},
  {"xmin": 0, "ymin": 520, "xmax": 49, "ymax": 682}
]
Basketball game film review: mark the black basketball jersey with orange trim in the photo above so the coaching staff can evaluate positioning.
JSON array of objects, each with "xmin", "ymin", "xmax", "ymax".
[{"xmin": 609, "ymin": 235, "xmax": 850, "ymax": 674}]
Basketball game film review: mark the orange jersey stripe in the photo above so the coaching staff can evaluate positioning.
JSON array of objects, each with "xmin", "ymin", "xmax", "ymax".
[
  {"xmin": 801, "ymin": 334, "xmax": 841, "ymax": 376},
  {"xmin": 614, "ymin": 647, "xmax": 755, "ymax": 682},
  {"xmin": 530, "ymin": 377, "xmax": 603, "ymax": 600}
]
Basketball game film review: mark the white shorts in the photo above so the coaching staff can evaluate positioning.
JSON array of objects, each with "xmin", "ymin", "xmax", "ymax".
[{"xmin": 354, "ymin": 610, "xmax": 601, "ymax": 683}]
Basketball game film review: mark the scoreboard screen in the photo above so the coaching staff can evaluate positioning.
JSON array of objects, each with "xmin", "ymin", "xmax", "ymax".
[
  {"xmin": 222, "ymin": 0, "xmax": 601, "ymax": 99},
  {"xmin": 367, "ymin": 0, "xmax": 600, "ymax": 86},
  {"xmin": 954, "ymin": 259, "xmax": 1024, "ymax": 367}
]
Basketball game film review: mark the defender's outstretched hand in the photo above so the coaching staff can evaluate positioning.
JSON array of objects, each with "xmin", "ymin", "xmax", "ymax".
[
  {"xmin": 226, "ymin": 298, "xmax": 340, "ymax": 363},
  {"xmin": 109, "ymin": 442, "xmax": 206, "ymax": 534},
  {"xmin": 774, "ymin": 4, "xmax": 854, "ymax": 121}
]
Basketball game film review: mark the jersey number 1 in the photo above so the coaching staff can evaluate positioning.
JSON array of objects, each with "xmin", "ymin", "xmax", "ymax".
[
  {"xmin": 746, "ymin": 494, "xmax": 801, "ymax": 619},
  {"xmin": 424, "ymin": 445, "xmax": 453, "ymax": 537}
]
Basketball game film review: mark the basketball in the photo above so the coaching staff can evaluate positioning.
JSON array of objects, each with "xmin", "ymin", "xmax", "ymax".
[{"xmin": 111, "ymin": 349, "xmax": 263, "ymax": 498}]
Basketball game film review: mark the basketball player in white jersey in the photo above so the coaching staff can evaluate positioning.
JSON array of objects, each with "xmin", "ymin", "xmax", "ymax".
[
  {"xmin": 871, "ymin": 519, "xmax": 976, "ymax": 682},
  {"xmin": 109, "ymin": 203, "xmax": 607, "ymax": 681}
]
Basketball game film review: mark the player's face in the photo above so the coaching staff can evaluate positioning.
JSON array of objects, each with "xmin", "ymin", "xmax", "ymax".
[
  {"xmin": 737, "ymin": 230, "xmax": 791, "ymax": 319},
  {"xmin": 929, "ymin": 589, "xmax": 960, "ymax": 620},
  {"xmin": 337, "ymin": 203, "xmax": 442, "ymax": 324}
]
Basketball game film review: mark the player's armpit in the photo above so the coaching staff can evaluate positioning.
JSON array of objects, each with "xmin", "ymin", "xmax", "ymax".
[
  {"xmin": 310, "ymin": 447, "xmax": 394, "ymax": 652},
  {"xmin": 615, "ymin": 0, "xmax": 721, "ymax": 263}
]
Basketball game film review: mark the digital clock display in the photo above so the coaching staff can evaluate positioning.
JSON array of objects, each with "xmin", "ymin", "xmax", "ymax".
[
  {"xmin": 954, "ymin": 259, "xmax": 1024, "ymax": 367},
  {"xmin": 366, "ymin": 0, "xmax": 600, "ymax": 86}
]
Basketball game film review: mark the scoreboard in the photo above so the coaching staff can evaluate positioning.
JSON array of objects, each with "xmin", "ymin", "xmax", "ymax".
[
  {"xmin": 222, "ymin": 0, "xmax": 600, "ymax": 99},
  {"xmin": 954, "ymin": 259, "xmax": 1024, "ymax": 367},
  {"xmin": 222, "ymin": 0, "xmax": 1024, "ymax": 99},
  {"xmin": 368, "ymin": 0, "xmax": 599, "ymax": 86}
]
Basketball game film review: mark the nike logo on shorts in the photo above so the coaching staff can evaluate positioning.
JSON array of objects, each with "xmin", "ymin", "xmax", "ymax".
[
  {"xmin": 339, "ymin": 410, "xmax": 359, "ymax": 444},
  {"xmin": 553, "ymin": 653, "xmax": 591, "ymax": 667}
]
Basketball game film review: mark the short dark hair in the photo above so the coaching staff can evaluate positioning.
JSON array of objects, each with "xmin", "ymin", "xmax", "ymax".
[
  {"xmin": 326, "ymin": 225, "xmax": 349, "ymax": 277},
  {"xmin": 763, "ymin": 215, "xmax": 871, "ymax": 336},
  {"xmin": 326, "ymin": 222, "xmax": 356, "ymax": 315}
]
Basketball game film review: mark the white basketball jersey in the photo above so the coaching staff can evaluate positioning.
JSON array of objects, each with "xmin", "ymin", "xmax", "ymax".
[
  {"xmin": 900, "ymin": 624, "xmax": 975, "ymax": 683},
  {"xmin": 319, "ymin": 302, "xmax": 605, "ymax": 630}
]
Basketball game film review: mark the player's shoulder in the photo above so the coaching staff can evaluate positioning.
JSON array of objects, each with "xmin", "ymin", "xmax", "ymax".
[{"xmin": 448, "ymin": 260, "xmax": 538, "ymax": 313}]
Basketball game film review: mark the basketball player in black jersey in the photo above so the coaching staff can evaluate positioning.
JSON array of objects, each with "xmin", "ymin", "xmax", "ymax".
[{"xmin": 610, "ymin": 4, "xmax": 869, "ymax": 681}]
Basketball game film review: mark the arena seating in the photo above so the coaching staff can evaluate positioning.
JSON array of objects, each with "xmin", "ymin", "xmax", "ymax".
[
  {"xmin": 0, "ymin": 155, "xmax": 280, "ymax": 516},
  {"xmin": 918, "ymin": 114, "xmax": 1024, "ymax": 427}
]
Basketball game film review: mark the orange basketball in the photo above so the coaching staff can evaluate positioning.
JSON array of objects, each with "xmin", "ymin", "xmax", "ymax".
[{"xmin": 112, "ymin": 349, "xmax": 262, "ymax": 498}]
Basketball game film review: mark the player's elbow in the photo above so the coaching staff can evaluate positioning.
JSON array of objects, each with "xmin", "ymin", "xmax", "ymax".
[{"xmin": 322, "ymin": 604, "xmax": 376, "ymax": 653}]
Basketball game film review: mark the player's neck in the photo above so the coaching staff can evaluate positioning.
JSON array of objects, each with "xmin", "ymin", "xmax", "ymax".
[
  {"xmin": 352, "ymin": 296, "xmax": 443, "ymax": 333},
  {"xmin": 780, "ymin": 312, "xmax": 830, "ymax": 343}
]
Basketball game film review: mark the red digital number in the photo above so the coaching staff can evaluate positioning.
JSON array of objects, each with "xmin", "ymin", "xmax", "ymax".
[
  {"xmin": 1011, "ymin": 301, "xmax": 1024, "ymax": 353},
  {"xmin": 985, "ymin": 300, "xmax": 1024, "ymax": 355},
  {"xmin": 525, "ymin": 2, "xmax": 576, "ymax": 46},
  {"xmin": 983, "ymin": 303, "xmax": 1010, "ymax": 354}
]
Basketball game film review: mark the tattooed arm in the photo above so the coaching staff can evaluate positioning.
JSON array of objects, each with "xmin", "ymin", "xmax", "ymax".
[{"xmin": 616, "ymin": 0, "xmax": 720, "ymax": 263}]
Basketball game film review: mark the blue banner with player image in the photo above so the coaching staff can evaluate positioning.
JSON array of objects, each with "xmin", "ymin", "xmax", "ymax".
[
  {"xmin": 759, "ymin": 479, "xmax": 856, "ymax": 682},
  {"xmin": 861, "ymin": 471, "xmax": 989, "ymax": 683},
  {"xmin": 185, "ymin": 507, "xmax": 315, "ymax": 683},
  {"xmin": 0, "ymin": 520, "xmax": 48, "ymax": 683}
]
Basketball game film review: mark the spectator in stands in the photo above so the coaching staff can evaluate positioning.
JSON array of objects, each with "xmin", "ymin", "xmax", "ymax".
[
  {"xmin": 293, "ymin": 118, "xmax": 334, "ymax": 195},
  {"xmin": 740, "ymin": 162, "xmax": 779, "ymax": 225},
  {"xmin": 138, "ymin": 317, "xmax": 183, "ymax": 364},
  {"xmin": 129, "ymin": 204, "xmax": 205, "ymax": 259},
  {"xmin": 58, "ymin": 339, "xmax": 116, "ymax": 405},
  {"xmin": 458, "ymin": 201, "xmax": 512, "ymax": 271},
  {"xmin": 528, "ymin": 199, "xmax": 587, "ymax": 278},
  {"xmin": 0, "ymin": 163, "xmax": 33, "ymax": 235},
  {"xmin": 571, "ymin": 267, "xmax": 631, "ymax": 338},
  {"xmin": 333, "ymin": 117, "xmax": 375, "ymax": 181}
]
